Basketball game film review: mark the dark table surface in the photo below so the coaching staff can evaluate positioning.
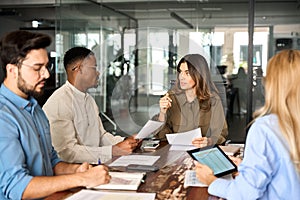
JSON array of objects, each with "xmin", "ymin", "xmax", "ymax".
[{"xmin": 45, "ymin": 142, "xmax": 221, "ymax": 200}]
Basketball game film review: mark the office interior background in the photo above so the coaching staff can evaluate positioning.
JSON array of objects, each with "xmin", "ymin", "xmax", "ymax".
[{"xmin": 0, "ymin": 0, "xmax": 299, "ymax": 143}]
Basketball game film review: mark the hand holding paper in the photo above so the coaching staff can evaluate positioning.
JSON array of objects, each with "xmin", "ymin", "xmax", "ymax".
[
  {"xmin": 192, "ymin": 137, "xmax": 212, "ymax": 148},
  {"xmin": 135, "ymin": 120, "xmax": 164, "ymax": 139},
  {"xmin": 166, "ymin": 128, "xmax": 202, "ymax": 145}
]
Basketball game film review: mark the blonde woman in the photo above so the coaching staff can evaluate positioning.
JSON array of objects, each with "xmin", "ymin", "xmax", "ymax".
[{"xmin": 195, "ymin": 50, "xmax": 300, "ymax": 199}]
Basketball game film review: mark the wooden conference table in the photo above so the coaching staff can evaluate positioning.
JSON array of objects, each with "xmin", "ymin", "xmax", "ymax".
[{"xmin": 46, "ymin": 142, "xmax": 221, "ymax": 200}]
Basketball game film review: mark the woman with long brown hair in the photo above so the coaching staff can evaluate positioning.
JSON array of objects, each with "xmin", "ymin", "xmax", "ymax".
[{"xmin": 156, "ymin": 54, "xmax": 228, "ymax": 146}]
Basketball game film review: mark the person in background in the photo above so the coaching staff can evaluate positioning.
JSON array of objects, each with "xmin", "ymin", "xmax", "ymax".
[
  {"xmin": 195, "ymin": 49, "xmax": 300, "ymax": 199},
  {"xmin": 43, "ymin": 47, "xmax": 138, "ymax": 164},
  {"xmin": 230, "ymin": 67, "xmax": 247, "ymax": 114},
  {"xmin": 0, "ymin": 30, "xmax": 110, "ymax": 200},
  {"xmin": 156, "ymin": 54, "xmax": 228, "ymax": 147}
]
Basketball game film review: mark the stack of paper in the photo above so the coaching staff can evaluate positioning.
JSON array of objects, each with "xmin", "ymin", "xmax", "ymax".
[
  {"xmin": 108, "ymin": 155, "xmax": 160, "ymax": 167},
  {"xmin": 66, "ymin": 190, "xmax": 156, "ymax": 200},
  {"xmin": 93, "ymin": 172, "xmax": 146, "ymax": 191}
]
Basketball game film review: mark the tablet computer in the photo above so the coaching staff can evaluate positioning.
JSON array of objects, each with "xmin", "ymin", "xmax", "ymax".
[{"xmin": 187, "ymin": 145, "xmax": 237, "ymax": 177}]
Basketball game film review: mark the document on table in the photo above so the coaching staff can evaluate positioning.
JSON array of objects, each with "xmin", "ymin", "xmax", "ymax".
[
  {"xmin": 92, "ymin": 172, "xmax": 146, "ymax": 190},
  {"xmin": 169, "ymin": 144, "xmax": 197, "ymax": 151},
  {"xmin": 184, "ymin": 170, "xmax": 208, "ymax": 188},
  {"xmin": 109, "ymin": 155, "xmax": 160, "ymax": 167},
  {"xmin": 135, "ymin": 120, "xmax": 164, "ymax": 139},
  {"xmin": 167, "ymin": 128, "xmax": 202, "ymax": 145},
  {"xmin": 184, "ymin": 170, "xmax": 233, "ymax": 188},
  {"xmin": 66, "ymin": 190, "xmax": 156, "ymax": 200}
]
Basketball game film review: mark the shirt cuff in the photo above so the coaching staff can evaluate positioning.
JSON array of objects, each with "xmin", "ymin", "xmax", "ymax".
[
  {"xmin": 208, "ymin": 178, "xmax": 231, "ymax": 199},
  {"xmin": 97, "ymin": 145, "xmax": 113, "ymax": 163}
]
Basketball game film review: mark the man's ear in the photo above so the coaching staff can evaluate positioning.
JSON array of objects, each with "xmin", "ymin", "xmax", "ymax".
[{"xmin": 6, "ymin": 64, "xmax": 18, "ymax": 78}]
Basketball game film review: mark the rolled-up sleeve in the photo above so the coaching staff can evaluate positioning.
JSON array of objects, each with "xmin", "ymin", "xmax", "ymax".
[{"xmin": 0, "ymin": 115, "xmax": 32, "ymax": 199}]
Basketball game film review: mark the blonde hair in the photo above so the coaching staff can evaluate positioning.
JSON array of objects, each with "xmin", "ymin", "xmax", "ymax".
[{"xmin": 253, "ymin": 49, "xmax": 300, "ymax": 172}]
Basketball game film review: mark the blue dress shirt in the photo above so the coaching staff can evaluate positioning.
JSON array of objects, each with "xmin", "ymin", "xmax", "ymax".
[
  {"xmin": 0, "ymin": 84, "xmax": 61, "ymax": 200},
  {"xmin": 208, "ymin": 114, "xmax": 300, "ymax": 199}
]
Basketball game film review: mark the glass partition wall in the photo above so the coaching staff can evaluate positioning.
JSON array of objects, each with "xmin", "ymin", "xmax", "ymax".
[
  {"xmin": 54, "ymin": 0, "xmax": 300, "ymax": 141},
  {"xmin": 56, "ymin": 0, "xmax": 138, "ymax": 134}
]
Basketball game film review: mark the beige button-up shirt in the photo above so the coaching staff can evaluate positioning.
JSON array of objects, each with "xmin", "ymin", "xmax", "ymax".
[{"xmin": 43, "ymin": 81, "xmax": 124, "ymax": 164}]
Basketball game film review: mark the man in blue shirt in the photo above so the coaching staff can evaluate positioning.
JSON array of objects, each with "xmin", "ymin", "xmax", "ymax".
[{"xmin": 0, "ymin": 30, "xmax": 111, "ymax": 200}]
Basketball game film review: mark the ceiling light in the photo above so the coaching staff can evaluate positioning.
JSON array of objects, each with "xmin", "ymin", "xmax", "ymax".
[
  {"xmin": 202, "ymin": 7, "xmax": 222, "ymax": 11},
  {"xmin": 32, "ymin": 20, "xmax": 39, "ymax": 28}
]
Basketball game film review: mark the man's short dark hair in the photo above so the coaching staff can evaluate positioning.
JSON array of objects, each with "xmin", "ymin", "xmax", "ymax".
[
  {"xmin": 0, "ymin": 30, "xmax": 51, "ymax": 83},
  {"xmin": 63, "ymin": 47, "xmax": 94, "ymax": 70}
]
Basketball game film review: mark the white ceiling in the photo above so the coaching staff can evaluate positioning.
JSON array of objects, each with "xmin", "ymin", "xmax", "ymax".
[{"xmin": 0, "ymin": 0, "xmax": 299, "ymax": 30}]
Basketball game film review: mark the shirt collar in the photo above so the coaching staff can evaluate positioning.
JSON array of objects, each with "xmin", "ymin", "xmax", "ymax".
[
  {"xmin": 65, "ymin": 81, "xmax": 88, "ymax": 99},
  {"xmin": 177, "ymin": 92, "xmax": 188, "ymax": 107},
  {"xmin": 0, "ymin": 83, "xmax": 38, "ymax": 111}
]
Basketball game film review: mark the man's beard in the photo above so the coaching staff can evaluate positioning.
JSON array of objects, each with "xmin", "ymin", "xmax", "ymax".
[{"xmin": 17, "ymin": 71, "xmax": 44, "ymax": 98}]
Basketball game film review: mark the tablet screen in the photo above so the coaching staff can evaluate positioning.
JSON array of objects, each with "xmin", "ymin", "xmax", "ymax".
[{"xmin": 187, "ymin": 145, "xmax": 237, "ymax": 177}]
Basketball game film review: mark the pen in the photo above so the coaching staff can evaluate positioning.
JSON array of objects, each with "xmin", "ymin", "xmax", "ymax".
[{"xmin": 141, "ymin": 173, "xmax": 147, "ymax": 183}]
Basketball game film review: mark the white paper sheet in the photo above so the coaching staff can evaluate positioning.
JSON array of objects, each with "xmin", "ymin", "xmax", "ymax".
[
  {"xmin": 66, "ymin": 190, "xmax": 156, "ymax": 200},
  {"xmin": 184, "ymin": 170, "xmax": 233, "ymax": 188},
  {"xmin": 169, "ymin": 144, "xmax": 197, "ymax": 151},
  {"xmin": 135, "ymin": 120, "xmax": 164, "ymax": 139},
  {"xmin": 109, "ymin": 155, "xmax": 160, "ymax": 167},
  {"xmin": 92, "ymin": 172, "xmax": 146, "ymax": 190},
  {"xmin": 184, "ymin": 170, "xmax": 208, "ymax": 188},
  {"xmin": 166, "ymin": 128, "xmax": 202, "ymax": 145}
]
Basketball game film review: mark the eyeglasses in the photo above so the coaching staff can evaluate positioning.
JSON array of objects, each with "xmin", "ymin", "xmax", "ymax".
[
  {"xmin": 72, "ymin": 65, "xmax": 98, "ymax": 71},
  {"xmin": 20, "ymin": 62, "xmax": 54, "ymax": 75}
]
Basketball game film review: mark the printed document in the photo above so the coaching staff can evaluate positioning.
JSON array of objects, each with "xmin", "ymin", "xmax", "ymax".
[
  {"xmin": 135, "ymin": 120, "xmax": 164, "ymax": 139},
  {"xmin": 66, "ymin": 190, "xmax": 156, "ymax": 200},
  {"xmin": 166, "ymin": 128, "xmax": 202, "ymax": 145},
  {"xmin": 184, "ymin": 170, "xmax": 208, "ymax": 188},
  {"xmin": 109, "ymin": 155, "xmax": 160, "ymax": 167},
  {"xmin": 184, "ymin": 170, "xmax": 233, "ymax": 188},
  {"xmin": 93, "ymin": 172, "xmax": 146, "ymax": 190}
]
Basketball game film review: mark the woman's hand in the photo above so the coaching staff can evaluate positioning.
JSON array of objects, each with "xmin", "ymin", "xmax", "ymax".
[
  {"xmin": 158, "ymin": 93, "xmax": 172, "ymax": 122},
  {"xmin": 228, "ymin": 155, "xmax": 242, "ymax": 178},
  {"xmin": 194, "ymin": 161, "xmax": 217, "ymax": 185},
  {"xmin": 228, "ymin": 155, "xmax": 242, "ymax": 166},
  {"xmin": 159, "ymin": 93, "xmax": 172, "ymax": 114},
  {"xmin": 192, "ymin": 137, "xmax": 212, "ymax": 148}
]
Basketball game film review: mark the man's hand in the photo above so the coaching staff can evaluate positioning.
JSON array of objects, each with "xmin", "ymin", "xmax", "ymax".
[
  {"xmin": 112, "ymin": 136, "xmax": 138, "ymax": 156},
  {"xmin": 76, "ymin": 162, "xmax": 93, "ymax": 173},
  {"xmin": 81, "ymin": 165, "xmax": 111, "ymax": 188}
]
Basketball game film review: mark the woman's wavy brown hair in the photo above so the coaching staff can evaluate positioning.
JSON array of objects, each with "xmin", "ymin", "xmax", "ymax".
[{"xmin": 174, "ymin": 54, "xmax": 218, "ymax": 111}]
